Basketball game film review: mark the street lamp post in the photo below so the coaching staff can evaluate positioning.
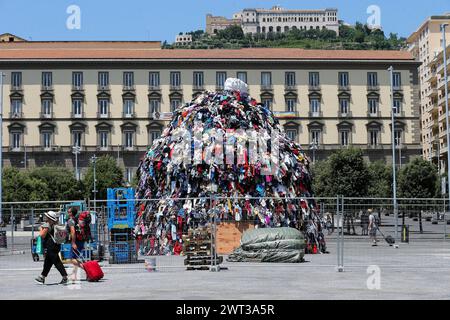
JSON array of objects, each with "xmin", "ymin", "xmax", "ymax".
[
  {"xmin": 442, "ymin": 23, "xmax": 450, "ymax": 215},
  {"xmin": 91, "ymin": 155, "xmax": 97, "ymax": 214},
  {"xmin": 72, "ymin": 146, "xmax": 81, "ymax": 180},
  {"xmin": 388, "ymin": 66, "xmax": 399, "ymax": 241}
]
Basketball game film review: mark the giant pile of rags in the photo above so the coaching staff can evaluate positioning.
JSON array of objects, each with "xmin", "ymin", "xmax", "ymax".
[{"xmin": 134, "ymin": 78, "xmax": 326, "ymax": 256}]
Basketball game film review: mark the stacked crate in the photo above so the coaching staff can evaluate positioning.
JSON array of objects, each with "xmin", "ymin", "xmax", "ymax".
[{"xmin": 183, "ymin": 227, "xmax": 223, "ymax": 270}]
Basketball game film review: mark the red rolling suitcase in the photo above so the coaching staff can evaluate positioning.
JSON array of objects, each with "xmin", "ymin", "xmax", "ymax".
[{"xmin": 74, "ymin": 250, "xmax": 104, "ymax": 282}]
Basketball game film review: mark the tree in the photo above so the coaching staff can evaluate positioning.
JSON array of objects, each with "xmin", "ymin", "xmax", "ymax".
[
  {"xmin": 2, "ymin": 167, "xmax": 30, "ymax": 203},
  {"xmin": 398, "ymin": 157, "xmax": 438, "ymax": 233},
  {"xmin": 368, "ymin": 161, "xmax": 392, "ymax": 198},
  {"xmin": 217, "ymin": 25, "xmax": 244, "ymax": 40},
  {"xmin": 312, "ymin": 148, "xmax": 370, "ymax": 197},
  {"xmin": 29, "ymin": 166, "xmax": 84, "ymax": 201},
  {"xmin": 83, "ymin": 155, "xmax": 124, "ymax": 201}
]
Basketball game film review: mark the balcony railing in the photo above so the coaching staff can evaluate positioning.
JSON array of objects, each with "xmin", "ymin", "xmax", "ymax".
[
  {"xmin": 71, "ymin": 85, "xmax": 84, "ymax": 91},
  {"xmin": 393, "ymin": 85, "xmax": 403, "ymax": 91},
  {"xmin": 338, "ymin": 85, "xmax": 351, "ymax": 91},
  {"xmin": 96, "ymin": 146, "xmax": 110, "ymax": 152},
  {"xmin": 338, "ymin": 111, "xmax": 353, "ymax": 118},
  {"xmin": 97, "ymin": 112, "xmax": 111, "ymax": 119},
  {"xmin": 392, "ymin": 111, "xmax": 406, "ymax": 117},
  {"xmin": 284, "ymin": 85, "xmax": 297, "ymax": 91},
  {"xmin": 367, "ymin": 84, "xmax": 379, "ymax": 91},
  {"xmin": 9, "ymin": 112, "xmax": 23, "ymax": 119},
  {"xmin": 308, "ymin": 111, "xmax": 323, "ymax": 118},
  {"xmin": 98, "ymin": 85, "xmax": 110, "ymax": 91},
  {"xmin": 10, "ymin": 85, "xmax": 23, "ymax": 91},
  {"xmin": 260, "ymin": 84, "xmax": 273, "ymax": 91},
  {"xmin": 70, "ymin": 112, "xmax": 85, "ymax": 119},
  {"xmin": 308, "ymin": 85, "xmax": 321, "ymax": 91},
  {"xmin": 122, "ymin": 145, "xmax": 136, "ymax": 151},
  {"xmin": 122, "ymin": 112, "xmax": 136, "ymax": 118},
  {"xmin": 123, "ymin": 85, "xmax": 135, "ymax": 91},
  {"xmin": 170, "ymin": 85, "xmax": 182, "ymax": 91},
  {"xmin": 148, "ymin": 85, "xmax": 161, "ymax": 91},
  {"xmin": 367, "ymin": 111, "xmax": 381, "ymax": 118},
  {"xmin": 41, "ymin": 85, "xmax": 53, "ymax": 91},
  {"xmin": 39, "ymin": 112, "xmax": 54, "ymax": 119},
  {"xmin": 193, "ymin": 85, "xmax": 205, "ymax": 91}
]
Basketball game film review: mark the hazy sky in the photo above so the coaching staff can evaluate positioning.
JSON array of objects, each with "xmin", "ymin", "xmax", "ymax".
[{"xmin": 0, "ymin": 0, "xmax": 448, "ymax": 42}]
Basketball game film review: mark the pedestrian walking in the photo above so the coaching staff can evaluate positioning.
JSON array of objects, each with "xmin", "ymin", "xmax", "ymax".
[
  {"xmin": 368, "ymin": 209, "xmax": 378, "ymax": 246},
  {"xmin": 34, "ymin": 211, "xmax": 68, "ymax": 285},
  {"xmin": 361, "ymin": 210, "xmax": 369, "ymax": 236}
]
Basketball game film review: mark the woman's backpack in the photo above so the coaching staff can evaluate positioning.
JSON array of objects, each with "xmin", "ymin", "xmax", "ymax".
[
  {"xmin": 53, "ymin": 224, "xmax": 69, "ymax": 244},
  {"xmin": 74, "ymin": 211, "xmax": 92, "ymax": 242}
]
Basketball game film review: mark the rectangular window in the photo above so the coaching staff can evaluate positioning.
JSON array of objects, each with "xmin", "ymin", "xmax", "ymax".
[
  {"xmin": 123, "ymin": 72, "xmax": 134, "ymax": 88},
  {"xmin": 98, "ymin": 72, "xmax": 109, "ymax": 87},
  {"xmin": 150, "ymin": 130, "xmax": 161, "ymax": 145},
  {"xmin": 393, "ymin": 98, "xmax": 402, "ymax": 115},
  {"xmin": 124, "ymin": 99, "xmax": 134, "ymax": 117},
  {"xmin": 393, "ymin": 72, "xmax": 401, "ymax": 88},
  {"xmin": 99, "ymin": 131, "xmax": 108, "ymax": 149},
  {"xmin": 394, "ymin": 130, "xmax": 402, "ymax": 146},
  {"xmin": 286, "ymin": 98, "xmax": 296, "ymax": 112},
  {"xmin": 368, "ymin": 98, "xmax": 378, "ymax": 115},
  {"xmin": 149, "ymin": 72, "xmax": 160, "ymax": 88},
  {"xmin": 340, "ymin": 130, "xmax": 349, "ymax": 146},
  {"xmin": 72, "ymin": 72, "xmax": 83, "ymax": 88},
  {"xmin": 367, "ymin": 72, "xmax": 378, "ymax": 87},
  {"xmin": 42, "ymin": 99, "xmax": 52, "ymax": 116},
  {"xmin": 42, "ymin": 72, "xmax": 52, "ymax": 88},
  {"xmin": 42, "ymin": 132, "xmax": 52, "ymax": 149},
  {"xmin": 237, "ymin": 72, "xmax": 247, "ymax": 83},
  {"xmin": 310, "ymin": 98, "xmax": 320, "ymax": 114},
  {"xmin": 261, "ymin": 72, "xmax": 272, "ymax": 86},
  {"xmin": 311, "ymin": 130, "xmax": 321, "ymax": 146},
  {"xmin": 286, "ymin": 129, "xmax": 297, "ymax": 141},
  {"xmin": 309, "ymin": 72, "xmax": 320, "ymax": 87},
  {"xmin": 193, "ymin": 72, "xmax": 204, "ymax": 88},
  {"xmin": 11, "ymin": 72, "xmax": 22, "ymax": 88},
  {"xmin": 12, "ymin": 132, "xmax": 21, "ymax": 150},
  {"xmin": 73, "ymin": 131, "xmax": 82, "ymax": 147},
  {"xmin": 125, "ymin": 131, "xmax": 134, "ymax": 148},
  {"xmin": 99, "ymin": 99, "xmax": 109, "ymax": 117},
  {"xmin": 170, "ymin": 72, "xmax": 181, "ymax": 87},
  {"xmin": 170, "ymin": 99, "xmax": 181, "ymax": 112},
  {"xmin": 216, "ymin": 72, "xmax": 227, "ymax": 88},
  {"xmin": 149, "ymin": 99, "xmax": 160, "ymax": 114},
  {"xmin": 11, "ymin": 99, "xmax": 22, "ymax": 115},
  {"xmin": 285, "ymin": 72, "xmax": 296, "ymax": 87},
  {"xmin": 261, "ymin": 98, "xmax": 273, "ymax": 110},
  {"xmin": 338, "ymin": 72, "xmax": 349, "ymax": 87},
  {"xmin": 72, "ymin": 99, "xmax": 83, "ymax": 116},
  {"xmin": 369, "ymin": 130, "xmax": 378, "ymax": 146},
  {"xmin": 339, "ymin": 98, "xmax": 349, "ymax": 114}
]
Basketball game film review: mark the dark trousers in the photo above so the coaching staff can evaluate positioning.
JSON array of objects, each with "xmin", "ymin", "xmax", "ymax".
[{"xmin": 41, "ymin": 250, "xmax": 67, "ymax": 278}]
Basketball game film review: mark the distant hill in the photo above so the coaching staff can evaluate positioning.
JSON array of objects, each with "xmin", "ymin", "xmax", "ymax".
[{"xmin": 166, "ymin": 23, "xmax": 406, "ymax": 50}]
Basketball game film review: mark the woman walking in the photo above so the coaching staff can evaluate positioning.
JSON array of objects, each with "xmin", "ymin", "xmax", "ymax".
[{"xmin": 34, "ymin": 211, "xmax": 68, "ymax": 285}]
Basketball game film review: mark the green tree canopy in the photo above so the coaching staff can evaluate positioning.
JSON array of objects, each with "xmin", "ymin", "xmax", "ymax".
[
  {"xmin": 368, "ymin": 161, "xmax": 392, "ymax": 198},
  {"xmin": 312, "ymin": 148, "xmax": 370, "ymax": 197},
  {"xmin": 83, "ymin": 155, "xmax": 124, "ymax": 201},
  {"xmin": 398, "ymin": 157, "xmax": 438, "ymax": 198}
]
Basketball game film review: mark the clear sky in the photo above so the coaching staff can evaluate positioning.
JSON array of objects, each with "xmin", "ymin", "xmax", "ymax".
[{"xmin": 0, "ymin": 0, "xmax": 448, "ymax": 42}]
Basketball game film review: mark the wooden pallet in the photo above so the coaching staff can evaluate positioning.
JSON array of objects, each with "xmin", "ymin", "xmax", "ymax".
[
  {"xmin": 185, "ymin": 250, "xmax": 212, "ymax": 256},
  {"xmin": 216, "ymin": 221, "xmax": 254, "ymax": 254},
  {"xmin": 184, "ymin": 255, "xmax": 223, "ymax": 265}
]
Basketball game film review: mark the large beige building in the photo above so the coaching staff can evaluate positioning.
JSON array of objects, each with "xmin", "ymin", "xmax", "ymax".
[
  {"xmin": 407, "ymin": 13, "xmax": 450, "ymax": 170},
  {"xmin": 0, "ymin": 41, "xmax": 421, "ymax": 181}
]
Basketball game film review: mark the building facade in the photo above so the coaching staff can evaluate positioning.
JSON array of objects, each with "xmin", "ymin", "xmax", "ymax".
[
  {"xmin": 206, "ymin": 7, "xmax": 339, "ymax": 36},
  {"xmin": 206, "ymin": 14, "xmax": 241, "ymax": 35},
  {"xmin": 175, "ymin": 34, "xmax": 193, "ymax": 46},
  {"xmin": 0, "ymin": 42, "xmax": 421, "ymax": 182},
  {"xmin": 427, "ymin": 43, "xmax": 450, "ymax": 175},
  {"xmin": 239, "ymin": 6, "xmax": 339, "ymax": 35},
  {"xmin": 407, "ymin": 13, "xmax": 450, "ymax": 169}
]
